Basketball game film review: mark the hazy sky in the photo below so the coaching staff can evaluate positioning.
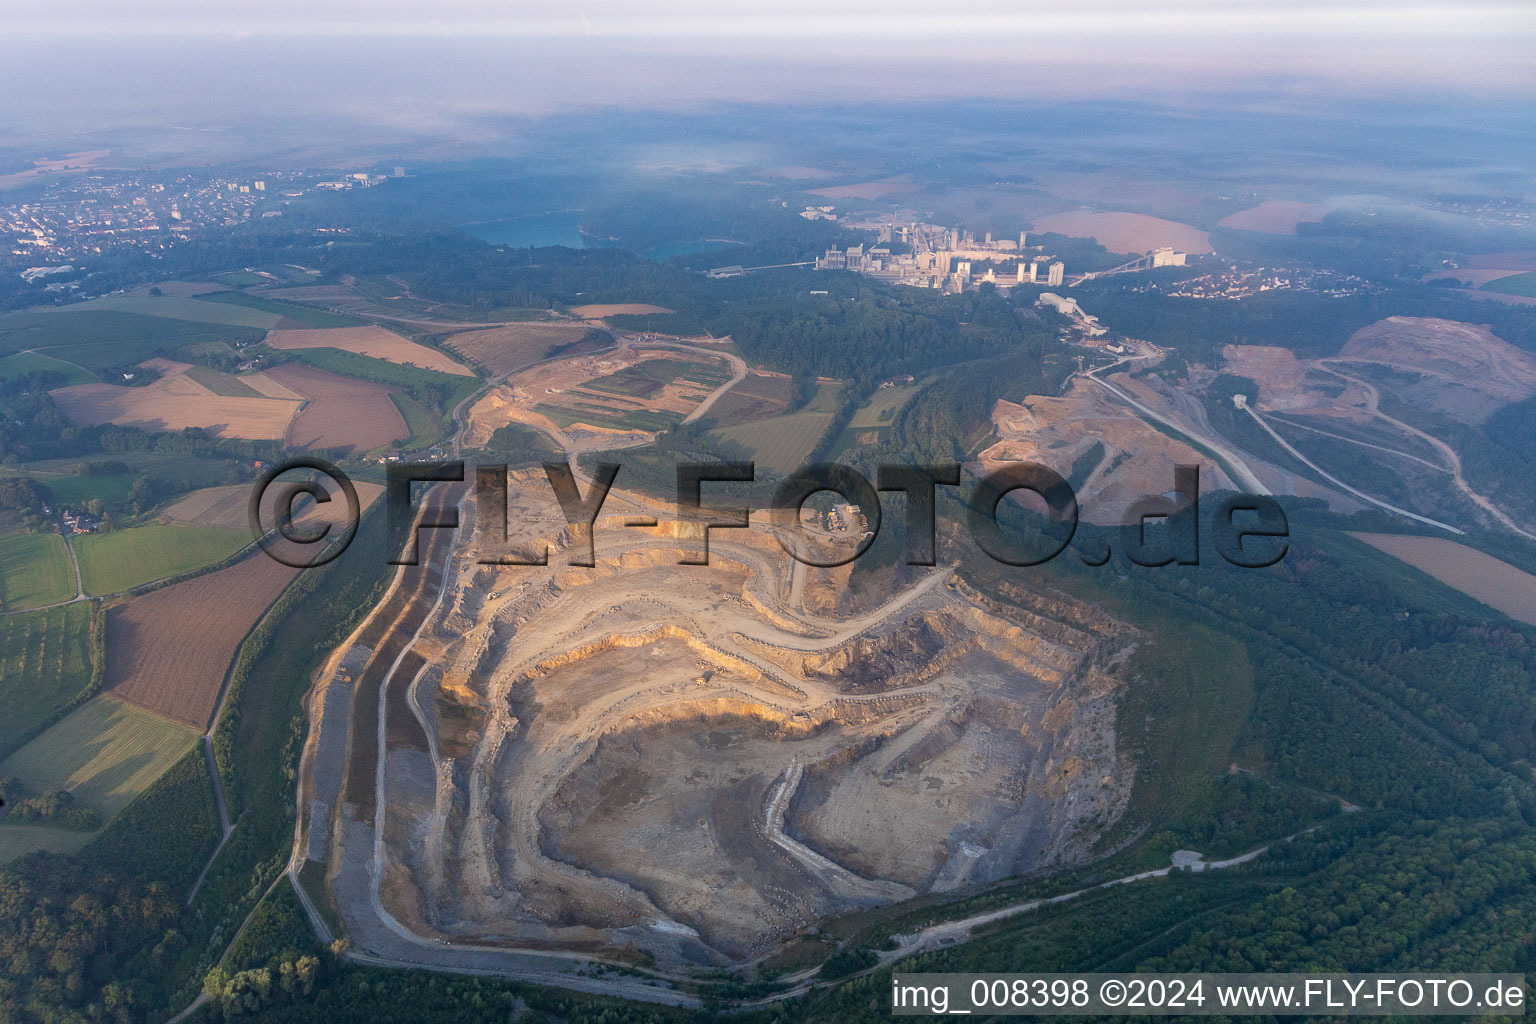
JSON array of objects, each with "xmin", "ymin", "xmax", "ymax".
[{"xmin": 1, "ymin": 1, "xmax": 1531, "ymax": 161}]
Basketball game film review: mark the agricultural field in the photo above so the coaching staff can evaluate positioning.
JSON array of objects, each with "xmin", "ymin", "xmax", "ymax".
[
  {"xmin": 1349, "ymin": 533, "xmax": 1536, "ymax": 626},
  {"xmin": 390, "ymin": 393, "xmax": 444, "ymax": 448},
  {"xmin": 709, "ymin": 408, "xmax": 837, "ymax": 473},
  {"xmin": 1030, "ymin": 210, "xmax": 1213, "ymax": 255},
  {"xmin": 567, "ymin": 303, "xmax": 675, "ymax": 319},
  {"xmin": 106, "ymin": 550, "xmax": 301, "ymax": 727},
  {"xmin": 442, "ymin": 322, "xmax": 596, "ymax": 377},
  {"xmin": 50, "ymin": 358, "xmax": 301, "ymax": 439},
  {"xmin": 0, "ymin": 309, "xmax": 266, "ymax": 368},
  {"xmin": 705, "ymin": 370, "xmax": 793, "ymax": 424},
  {"xmin": 0, "ymin": 533, "xmax": 75, "ymax": 610},
  {"xmin": 73, "ymin": 522, "xmax": 249, "ymax": 595},
  {"xmin": 0, "ymin": 824, "xmax": 91, "ymax": 863},
  {"xmin": 162, "ymin": 479, "xmax": 383, "ymax": 530},
  {"xmin": 845, "ymin": 383, "xmax": 918, "ymax": 444},
  {"xmin": 0, "ymin": 350, "xmax": 94, "ymax": 385},
  {"xmin": 0, "ymin": 693, "xmax": 199, "ymax": 822},
  {"xmin": 41, "ymin": 290, "xmax": 283, "ymax": 329},
  {"xmin": 182, "ymin": 364, "xmax": 266, "ymax": 397},
  {"xmin": 0, "ymin": 604, "xmax": 94, "ymax": 759},
  {"xmin": 264, "ymin": 362, "xmax": 408, "ymax": 452},
  {"xmin": 196, "ymin": 290, "xmax": 364, "ymax": 328},
  {"xmin": 530, "ymin": 353, "xmax": 730, "ymax": 432},
  {"xmin": 263, "ymin": 326, "xmax": 474, "ymax": 376},
  {"xmin": 607, "ymin": 311, "xmax": 708, "ymax": 334},
  {"xmin": 15, "ymin": 453, "xmax": 240, "ymax": 511},
  {"xmin": 1481, "ymin": 271, "xmax": 1536, "ymax": 298},
  {"xmin": 1215, "ymin": 200, "xmax": 1326, "ymax": 235}
]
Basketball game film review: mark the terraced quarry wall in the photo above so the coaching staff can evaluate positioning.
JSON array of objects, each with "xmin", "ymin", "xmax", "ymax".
[{"xmin": 303, "ymin": 476, "xmax": 1139, "ymax": 974}]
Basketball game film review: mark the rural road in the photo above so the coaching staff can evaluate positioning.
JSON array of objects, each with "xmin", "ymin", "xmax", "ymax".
[
  {"xmin": 1316, "ymin": 361, "xmax": 1536, "ymax": 541},
  {"xmin": 1237, "ymin": 399, "xmax": 1464, "ymax": 535},
  {"xmin": 1080, "ymin": 362, "xmax": 1270, "ymax": 495},
  {"xmin": 673, "ymin": 343, "xmax": 748, "ymax": 423}
]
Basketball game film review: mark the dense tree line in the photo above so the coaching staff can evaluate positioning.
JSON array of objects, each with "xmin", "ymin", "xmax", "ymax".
[
  {"xmin": 1079, "ymin": 280, "xmax": 1536, "ymax": 364},
  {"xmin": 715, "ymin": 285, "xmax": 1055, "ymax": 389}
]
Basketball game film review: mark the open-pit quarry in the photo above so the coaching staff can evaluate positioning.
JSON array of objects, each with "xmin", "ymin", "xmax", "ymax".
[{"xmin": 293, "ymin": 471, "xmax": 1138, "ymax": 997}]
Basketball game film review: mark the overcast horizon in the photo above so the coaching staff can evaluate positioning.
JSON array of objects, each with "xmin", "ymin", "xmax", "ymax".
[{"xmin": 1, "ymin": 0, "xmax": 1532, "ymax": 167}]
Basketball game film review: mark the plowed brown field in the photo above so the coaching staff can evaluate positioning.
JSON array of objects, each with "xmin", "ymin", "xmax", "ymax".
[
  {"xmin": 265, "ymin": 362, "xmax": 408, "ymax": 452},
  {"xmin": 106, "ymin": 552, "xmax": 299, "ymax": 727}
]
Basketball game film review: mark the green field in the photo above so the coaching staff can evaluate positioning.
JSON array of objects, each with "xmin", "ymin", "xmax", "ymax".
[
  {"xmin": 606, "ymin": 311, "xmax": 707, "ymax": 334},
  {"xmin": 0, "ymin": 823, "xmax": 91, "ymax": 863},
  {"xmin": 0, "ymin": 350, "xmax": 94, "ymax": 386},
  {"xmin": 1480, "ymin": 271, "xmax": 1536, "ymax": 298},
  {"xmin": 183, "ymin": 364, "xmax": 265, "ymax": 397},
  {"xmin": 196, "ymin": 290, "xmax": 364, "ymax": 328},
  {"xmin": 0, "ymin": 604, "xmax": 94, "ymax": 759},
  {"xmin": 847, "ymin": 384, "xmax": 917, "ymax": 430},
  {"xmin": 389, "ymin": 392, "xmax": 445, "ymax": 449},
  {"xmin": 708, "ymin": 409, "xmax": 836, "ymax": 474},
  {"xmin": 73, "ymin": 523, "xmax": 248, "ymax": 595},
  {"xmin": 0, "ymin": 533, "xmax": 75, "ymax": 610},
  {"xmin": 44, "ymin": 292, "xmax": 283, "ymax": 329},
  {"xmin": 4, "ymin": 453, "xmax": 237, "ymax": 517},
  {"xmin": 0, "ymin": 309, "xmax": 266, "ymax": 369},
  {"xmin": 286, "ymin": 346, "xmax": 478, "ymax": 395},
  {"xmin": 0, "ymin": 694, "xmax": 199, "ymax": 821}
]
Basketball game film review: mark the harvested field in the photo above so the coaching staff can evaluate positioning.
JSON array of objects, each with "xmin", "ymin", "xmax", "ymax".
[
  {"xmin": 240, "ymin": 371, "xmax": 305, "ymax": 400},
  {"xmin": 74, "ymin": 523, "xmax": 249, "ymax": 596},
  {"xmin": 442, "ymin": 322, "xmax": 595, "ymax": 377},
  {"xmin": 1349, "ymin": 533, "xmax": 1536, "ymax": 626},
  {"xmin": 105, "ymin": 550, "xmax": 301, "ymax": 727},
  {"xmin": 50, "ymin": 359, "xmax": 300, "ymax": 439},
  {"xmin": 567, "ymin": 304, "xmax": 675, "ymax": 319},
  {"xmin": 264, "ymin": 327, "xmax": 474, "ymax": 376},
  {"xmin": 0, "ymin": 694, "xmax": 199, "ymax": 819},
  {"xmin": 806, "ymin": 180, "xmax": 920, "ymax": 200},
  {"xmin": 162, "ymin": 479, "xmax": 383, "ymax": 530},
  {"xmin": 264, "ymin": 361, "xmax": 408, "ymax": 452},
  {"xmin": 1216, "ymin": 200, "xmax": 1324, "ymax": 235},
  {"xmin": 1031, "ymin": 210, "xmax": 1212, "ymax": 254}
]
